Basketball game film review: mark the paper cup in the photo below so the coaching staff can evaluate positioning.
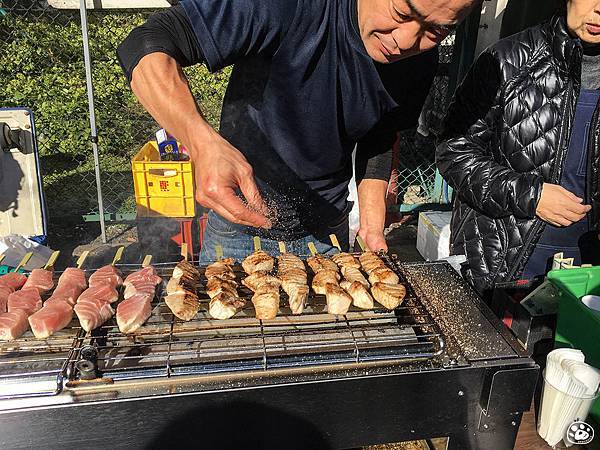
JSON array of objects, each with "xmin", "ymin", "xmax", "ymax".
[{"xmin": 538, "ymin": 370, "xmax": 600, "ymax": 446}]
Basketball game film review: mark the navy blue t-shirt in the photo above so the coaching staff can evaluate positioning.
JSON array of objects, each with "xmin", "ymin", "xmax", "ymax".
[{"xmin": 119, "ymin": 0, "xmax": 437, "ymax": 239}]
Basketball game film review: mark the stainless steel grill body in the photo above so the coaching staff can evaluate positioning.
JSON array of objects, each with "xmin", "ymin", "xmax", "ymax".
[{"xmin": 0, "ymin": 260, "xmax": 538, "ymax": 450}]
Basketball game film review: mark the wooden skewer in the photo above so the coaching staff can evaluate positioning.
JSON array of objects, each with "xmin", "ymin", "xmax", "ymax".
[
  {"xmin": 0, "ymin": 254, "xmax": 5, "ymax": 264},
  {"xmin": 278, "ymin": 241, "xmax": 287, "ymax": 254},
  {"xmin": 329, "ymin": 234, "xmax": 341, "ymax": 252},
  {"xmin": 44, "ymin": 250, "xmax": 61, "ymax": 270},
  {"xmin": 142, "ymin": 255, "xmax": 152, "ymax": 267},
  {"xmin": 181, "ymin": 243, "xmax": 188, "ymax": 261},
  {"xmin": 111, "ymin": 246, "xmax": 125, "ymax": 266},
  {"xmin": 15, "ymin": 252, "xmax": 33, "ymax": 272},
  {"xmin": 215, "ymin": 245, "xmax": 224, "ymax": 261},
  {"xmin": 355, "ymin": 236, "xmax": 369, "ymax": 252},
  {"xmin": 253, "ymin": 236, "xmax": 261, "ymax": 252},
  {"xmin": 307, "ymin": 242, "xmax": 318, "ymax": 257},
  {"xmin": 76, "ymin": 250, "xmax": 90, "ymax": 269}
]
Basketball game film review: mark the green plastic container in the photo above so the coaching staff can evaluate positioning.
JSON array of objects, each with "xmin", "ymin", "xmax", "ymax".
[
  {"xmin": 547, "ymin": 266, "xmax": 600, "ymax": 423},
  {"xmin": 0, "ymin": 265, "xmax": 25, "ymax": 275}
]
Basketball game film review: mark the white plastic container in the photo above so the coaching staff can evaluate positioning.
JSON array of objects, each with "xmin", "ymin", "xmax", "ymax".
[{"xmin": 416, "ymin": 211, "xmax": 452, "ymax": 261}]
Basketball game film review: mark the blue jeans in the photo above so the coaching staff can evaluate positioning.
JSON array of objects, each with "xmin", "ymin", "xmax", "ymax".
[{"xmin": 199, "ymin": 211, "xmax": 347, "ymax": 264}]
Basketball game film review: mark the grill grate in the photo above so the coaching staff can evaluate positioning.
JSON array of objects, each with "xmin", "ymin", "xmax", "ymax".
[{"xmin": 0, "ymin": 256, "xmax": 445, "ymax": 398}]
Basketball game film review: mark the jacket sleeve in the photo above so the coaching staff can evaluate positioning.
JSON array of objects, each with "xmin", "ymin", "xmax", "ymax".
[{"xmin": 436, "ymin": 50, "xmax": 544, "ymax": 219}]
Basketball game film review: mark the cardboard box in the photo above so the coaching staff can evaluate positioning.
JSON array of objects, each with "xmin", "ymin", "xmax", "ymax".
[{"xmin": 416, "ymin": 211, "xmax": 452, "ymax": 261}]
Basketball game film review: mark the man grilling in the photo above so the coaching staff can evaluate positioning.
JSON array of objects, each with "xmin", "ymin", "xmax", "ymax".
[{"xmin": 118, "ymin": 0, "xmax": 475, "ymax": 262}]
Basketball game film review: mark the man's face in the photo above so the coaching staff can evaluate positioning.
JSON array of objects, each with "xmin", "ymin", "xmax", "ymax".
[
  {"xmin": 566, "ymin": 0, "xmax": 600, "ymax": 44},
  {"xmin": 358, "ymin": 0, "xmax": 475, "ymax": 63}
]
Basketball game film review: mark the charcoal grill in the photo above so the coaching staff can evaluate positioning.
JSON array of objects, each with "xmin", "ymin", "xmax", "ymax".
[{"xmin": 0, "ymin": 257, "xmax": 538, "ymax": 450}]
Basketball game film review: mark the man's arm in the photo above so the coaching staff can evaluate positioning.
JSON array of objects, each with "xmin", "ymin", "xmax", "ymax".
[
  {"xmin": 354, "ymin": 49, "xmax": 439, "ymax": 251},
  {"xmin": 117, "ymin": 1, "xmax": 296, "ymax": 228},
  {"xmin": 130, "ymin": 53, "xmax": 270, "ymax": 227}
]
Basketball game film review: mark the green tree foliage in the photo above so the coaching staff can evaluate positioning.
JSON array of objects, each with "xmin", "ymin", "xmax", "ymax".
[{"xmin": 0, "ymin": 6, "xmax": 230, "ymax": 218}]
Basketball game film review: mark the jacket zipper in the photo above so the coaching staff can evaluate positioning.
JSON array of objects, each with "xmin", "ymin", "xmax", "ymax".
[{"xmin": 506, "ymin": 71, "xmax": 579, "ymax": 280}]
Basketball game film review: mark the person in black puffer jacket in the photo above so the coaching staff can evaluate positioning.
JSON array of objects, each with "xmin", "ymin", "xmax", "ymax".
[{"xmin": 437, "ymin": 0, "xmax": 600, "ymax": 296}]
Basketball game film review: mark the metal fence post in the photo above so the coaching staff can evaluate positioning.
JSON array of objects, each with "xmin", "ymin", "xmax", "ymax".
[{"xmin": 79, "ymin": 0, "xmax": 107, "ymax": 243}]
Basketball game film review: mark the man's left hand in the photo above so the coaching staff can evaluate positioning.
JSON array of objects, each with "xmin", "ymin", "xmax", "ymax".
[{"xmin": 357, "ymin": 228, "xmax": 388, "ymax": 252}]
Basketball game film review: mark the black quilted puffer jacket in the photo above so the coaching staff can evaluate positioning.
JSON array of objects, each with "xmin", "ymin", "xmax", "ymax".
[{"xmin": 436, "ymin": 15, "xmax": 600, "ymax": 295}]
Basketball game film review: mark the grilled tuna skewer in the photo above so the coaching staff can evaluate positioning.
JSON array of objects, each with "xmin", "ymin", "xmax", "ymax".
[
  {"xmin": 340, "ymin": 280, "xmax": 374, "ymax": 310},
  {"xmin": 340, "ymin": 266, "xmax": 369, "ymax": 288},
  {"xmin": 165, "ymin": 260, "xmax": 201, "ymax": 321},
  {"xmin": 371, "ymin": 282, "xmax": 407, "ymax": 310},
  {"xmin": 277, "ymin": 253, "xmax": 309, "ymax": 314},
  {"xmin": 209, "ymin": 292, "xmax": 246, "ymax": 320},
  {"xmin": 251, "ymin": 282, "xmax": 281, "ymax": 320},
  {"xmin": 324, "ymin": 283, "xmax": 353, "ymax": 315},
  {"xmin": 358, "ymin": 251, "xmax": 387, "ymax": 274},
  {"xmin": 331, "ymin": 252, "xmax": 361, "ymax": 269},
  {"xmin": 311, "ymin": 269, "xmax": 340, "ymax": 295},
  {"xmin": 307, "ymin": 254, "xmax": 338, "ymax": 274},
  {"xmin": 206, "ymin": 258, "xmax": 245, "ymax": 320},
  {"xmin": 242, "ymin": 250, "xmax": 275, "ymax": 275}
]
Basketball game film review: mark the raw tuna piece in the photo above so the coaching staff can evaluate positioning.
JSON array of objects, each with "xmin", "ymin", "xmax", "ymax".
[
  {"xmin": 28, "ymin": 301, "xmax": 73, "ymax": 339},
  {"xmin": 46, "ymin": 284, "xmax": 83, "ymax": 306},
  {"xmin": 116, "ymin": 292, "xmax": 153, "ymax": 333},
  {"xmin": 0, "ymin": 310, "xmax": 29, "ymax": 340},
  {"xmin": 123, "ymin": 266, "xmax": 161, "ymax": 286},
  {"xmin": 0, "ymin": 272, "xmax": 27, "ymax": 290},
  {"xmin": 74, "ymin": 297, "xmax": 114, "ymax": 332},
  {"xmin": 78, "ymin": 284, "xmax": 119, "ymax": 304},
  {"xmin": 123, "ymin": 266, "xmax": 162, "ymax": 299},
  {"xmin": 0, "ymin": 286, "xmax": 15, "ymax": 313},
  {"xmin": 58, "ymin": 267, "xmax": 87, "ymax": 291},
  {"xmin": 23, "ymin": 269, "xmax": 54, "ymax": 294},
  {"xmin": 89, "ymin": 265, "xmax": 123, "ymax": 289},
  {"xmin": 7, "ymin": 288, "xmax": 42, "ymax": 315}
]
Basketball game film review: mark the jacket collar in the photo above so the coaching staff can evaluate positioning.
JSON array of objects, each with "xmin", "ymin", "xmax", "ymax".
[{"xmin": 547, "ymin": 15, "xmax": 583, "ymax": 74}]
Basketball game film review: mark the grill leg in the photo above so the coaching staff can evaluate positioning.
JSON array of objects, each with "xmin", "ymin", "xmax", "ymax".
[{"xmin": 446, "ymin": 423, "xmax": 521, "ymax": 450}]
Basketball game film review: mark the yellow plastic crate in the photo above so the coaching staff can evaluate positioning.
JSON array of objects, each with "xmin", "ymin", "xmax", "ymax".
[{"xmin": 131, "ymin": 141, "xmax": 195, "ymax": 218}]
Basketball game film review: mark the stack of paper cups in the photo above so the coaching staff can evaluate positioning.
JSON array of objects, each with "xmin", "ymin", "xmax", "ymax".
[{"xmin": 538, "ymin": 349, "xmax": 600, "ymax": 447}]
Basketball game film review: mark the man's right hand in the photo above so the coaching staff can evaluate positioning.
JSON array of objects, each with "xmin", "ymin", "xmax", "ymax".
[
  {"xmin": 535, "ymin": 183, "xmax": 591, "ymax": 227},
  {"xmin": 190, "ymin": 129, "xmax": 271, "ymax": 229},
  {"xmin": 129, "ymin": 53, "xmax": 271, "ymax": 229}
]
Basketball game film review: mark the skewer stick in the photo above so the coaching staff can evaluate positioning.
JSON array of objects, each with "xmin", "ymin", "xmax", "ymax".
[
  {"xmin": 253, "ymin": 236, "xmax": 262, "ymax": 252},
  {"xmin": 278, "ymin": 241, "xmax": 287, "ymax": 254},
  {"xmin": 181, "ymin": 243, "xmax": 188, "ymax": 261},
  {"xmin": 307, "ymin": 242, "xmax": 318, "ymax": 257},
  {"xmin": 215, "ymin": 245, "xmax": 223, "ymax": 261},
  {"xmin": 44, "ymin": 250, "xmax": 61, "ymax": 270},
  {"xmin": 15, "ymin": 252, "xmax": 33, "ymax": 272},
  {"xmin": 355, "ymin": 236, "xmax": 369, "ymax": 252},
  {"xmin": 76, "ymin": 250, "xmax": 90, "ymax": 269},
  {"xmin": 329, "ymin": 234, "xmax": 341, "ymax": 252},
  {"xmin": 142, "ymin": 255, "xmax": 152, "ymax": 267},
  {"xmin": 111, "ymin": 246, "xmax": 125, "ymax": 266},
  {"xmin": 0, "ymin": 254, "xmax": 5, "ymax": 264}
]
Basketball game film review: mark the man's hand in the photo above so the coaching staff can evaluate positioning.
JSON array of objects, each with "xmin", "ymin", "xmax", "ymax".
[
  {"xmin": 129, "ymin": 53, "xmax": 270, "ymax": 229},
  {"xmin": 191, "ymin": 129, "xmax": 271, "ymax": 228},
  {"xmin": 357, "ymin": 227, "xmax": 388, "ymax": 252},
  {"xmin": 536, "ymin": 183, "xmax": 591, "ymax": 227}
]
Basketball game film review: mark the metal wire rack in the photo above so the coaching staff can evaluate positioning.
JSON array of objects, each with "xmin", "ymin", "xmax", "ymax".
[{"xmin": 0, "ymin": 256, "xmax": 446, "ymax": 399}]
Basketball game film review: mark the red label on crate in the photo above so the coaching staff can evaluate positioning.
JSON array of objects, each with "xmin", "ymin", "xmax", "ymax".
[{"xmin": 160, "ymin": 181, "xmax": 169, "ymax": 191}]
